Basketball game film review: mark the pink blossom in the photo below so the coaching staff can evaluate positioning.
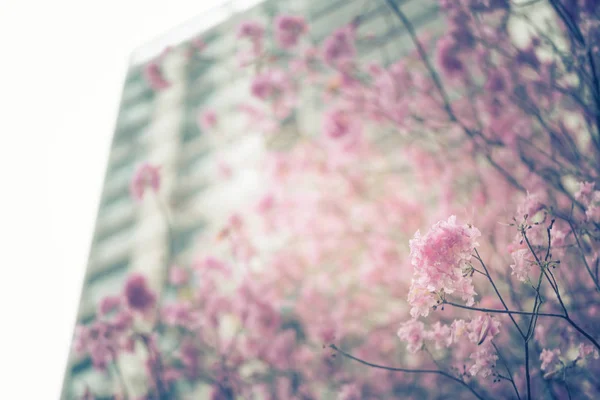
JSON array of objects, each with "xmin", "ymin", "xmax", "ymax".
[
  {"xmin": 112, "ymin": 310, "xmax": 133, "ymax": 331},
  {"xmin": 468, "ymin": 315, "xmax": 500, "ymax": 345},
  {"xmin": 250, "ymin": 69, "xmax": 292, "ymax": 101},
  {"xmin": 162, "ymin": 302, "xmax": 192, "ymax": 327},
  {"xmin": 130, "ymin": 163, "xmax": 161, "ymax": 202},
  {"xmin": 484, "ymin": 69, "xmax": 507, "ymax": 93},
  {"xmin": 236, "ymin": 21, "xmax": 265, "ymax": 65},
  {"xmin": 198, "ymin": 109, "xmax": 218, "ymax": 131},
  {"xmin": 510, "ymin": 248, "xmax": 532, "ymax": 282},
  {"xmin": 256, "ymin": 193, "xmax": 275, "ymax": 214},
  {"xmin": 245, "ymin": 301, "xmax": 281, "ymax": 336},
  {"xmin": 578, "ymin": 343, "xmax": 599, "ymax": 360},
  {"xmin": 586, "ymin": 191, "xmax": 600, "ymax": 222},
  {"xmin": 168, "ymin": 265, "xmax": 189, "ymax": 286},
  {"xmin": 143, "ymin": 61, "xmax": 170, "ymax": 90},
  {"xmin": 74, "ymin": 322, "xmax": 117, "ymax": 370},
  {"xmin": 123, "ymin": 273, "xmax": 156, "ymax": 314},
  {"xmin": 407, "ymin": 280, "xmax": 438, "ymax": 318},
  {"xmin": 408, "ymin": 216, "xmax": 480, "ymax": 317},
  {"xmin": 317, "ymin": 323, "xmax": 337, "ymax": 346},
  {"xmin": 199, "ymin": 256, "xmax": 230, "ymax": 275},
  {"xmin": 451, "ymin": 319, "xmax": 468, "ymax": 343},
  {"xmin": 516, "ymin": 191, "xmax": 545, "ymax": 218},
  {"xmin": 274, "ymin": 15, "xmax": 307, "ymax": 49},
  {"xmin": 179, "ymin": 338, "xmax": 201, "ymax": 378},
  {"xmin": 98, "ymin": 295, "xmax": 121, "ymax": 316},
  {"xmin": 162, "ymin": 367, "xmax": 183, "ymax": 385},
  {"xmin": 397, "ymin": 319, "xmax": 425, "ymax": 353},
  {"xmin": 540, "ymin": 348, "xmax": 561, "ymax": 371},
  {"xmin": 372, "ymin": 62, "xmax": 412, "ymax": 125},
  {"xmin": 575, "ymin": 181, "xmax": 596, "ymax": 203},
  {"xmin": 469, "ymin": 343, "xmax": 498, "ymax": 377},
  {"xmin": 322, "ymin": 109, "xmax": 359, "ymax": 139},
  {"xmin": 237, "ymin": 21, "xmax": 264, "ymax": 41},
  {"xmin": 436, "ymin": 35, "xmax": 463, "ymax": 78},
  {"xmin": 426, "ymin": 322, "xmax": 453, "ymax": 349},
  {"xmin": 265, "ymin": 330, "xmax": 296, "ymax": 369},
  {"xmin": 338, "ymin": 383, "xmax": 362, "ymax": 400},
  {"xmin": 322, "ymin": 27, "xmax": 356, "ymax": 68}
]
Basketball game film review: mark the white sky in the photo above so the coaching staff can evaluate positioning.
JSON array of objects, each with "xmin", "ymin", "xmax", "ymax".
[{"xmin": 0, "ymin": 0, "xmax": 228, "ymax": 397}]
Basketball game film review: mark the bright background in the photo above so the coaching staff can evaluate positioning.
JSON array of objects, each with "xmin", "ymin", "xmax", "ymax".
[{"xmin": 0, "ymin": 0, "xmax": 226, "ymax": 397}]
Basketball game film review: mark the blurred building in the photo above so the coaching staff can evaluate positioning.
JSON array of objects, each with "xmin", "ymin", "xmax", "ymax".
[{"xmin": 60, "ymin": 0, "xmax": 439, "ymax": 398}]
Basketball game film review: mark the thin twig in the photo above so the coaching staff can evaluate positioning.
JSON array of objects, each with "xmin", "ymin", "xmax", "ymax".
[{"xmin": 329, "ymin": 344, "xmax": 485, "ymax": 400}]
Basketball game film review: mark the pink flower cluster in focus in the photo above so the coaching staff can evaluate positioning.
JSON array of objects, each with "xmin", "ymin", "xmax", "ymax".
[{"xmin": 408, "ymin": 216, "xmax": 481, "ymax": 317}]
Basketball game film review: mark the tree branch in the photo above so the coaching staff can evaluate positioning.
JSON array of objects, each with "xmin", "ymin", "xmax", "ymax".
[{"xmin": 329, "ymin": 344, "xmax": 486, "ymax": 400}]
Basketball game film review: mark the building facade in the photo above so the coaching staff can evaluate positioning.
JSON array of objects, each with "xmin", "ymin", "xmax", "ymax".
[{"xmin": 61, "ymin": 0, "xmax": 439, "ymax": 398}]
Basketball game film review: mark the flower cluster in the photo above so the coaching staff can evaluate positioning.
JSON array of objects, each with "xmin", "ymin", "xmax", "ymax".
[{"xmin": 408, "ymin": 216, "xmax": 480, "ymax": 317}]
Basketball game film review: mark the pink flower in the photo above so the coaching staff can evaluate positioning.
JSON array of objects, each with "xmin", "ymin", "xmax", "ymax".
[
  {"xmin": 408, "ymin": 216, "xmax": 480, "ymax": 317},
  {"xmin": 469, "ymin": 343, "xmax": 498, "ymax": 377},
  {"xmin": 162, "ymin": 302, "xmax": 193, "ymax": 327},
  {"xmin": 407, "ymin": 280, "xmax": 438, "ymax": 318},
  {"xmin": 540, "ymin": 348, "xmax": 561, "ymax": 371},
  {"xmin": 162, "ymin": 367, "xmax": 183, "ymax": 385},
  {"xmin": 98, "ymin": 295, "xmax": 121, "ymax": 316},
  {"xmin": 517, "ymin": 191, "xmax": 545, "ymax": 218},
  {"xmin": 179, "ymin": 338, "xmax": 201, "ymax": 378},
  {"xmin": 468, "ymin": 315, "xmax": 500, "ymax": 345},
  {"xmin": 274, "ymin": 15, "xmax": 307, "ymax": 49},
  {"xmin": 322, "ymin": 27, "xmax": 356, "ymax": 68},
  {"xmin": 168, "ymin": 265, "xmax": 189, "ymax": 286},
  {"xmin": 338, "ymin": 383, "xmax": 362, "ymax": 400},
  {"xmin": 198, "ymin": 256, "xmax": 230, "ymax": 276},
  {"xmin": 436, "ymin": 35, "xmax": 463, "ymax": 79},
  {"xmin": 236, "ymin": 20, "xmax": 265, "ymax": 65},
  {"xmin": 578, "ymin": 343, "xmax": 599, "ymax": 360},
  {"xmin": 510, "ymin": 248, "xmax": 532, "ymax": 282},
  {"xmin": 123, "ymin": 273, "xmax": 156, "ymax": 313},
  {"xmin": 321, "ymin": 110, "xmax": 363, "ymax": 155},
  {"xmin": 265, "ymin": 330, "xmax": 296, "ymax": 369},
  {"xmin": 256, "ymin": 193, "xmax": 275, "ymax": 214},
  {"xmin": 576, "ymin": 181, "xmax": 596, "ymax": 204},
  {"xmin": 371, "ymin": 62, "xmax": 411, "ymax": 125},
  {"xmin": 249, "ymin": 69, "xmax": 295, "ymax": 119},
  {"xmin": 484, "ymin": 69, "xmax": 507, "ymax": 93},
  {"xmin": 198, "ymin": 109, "xmax": 218, "ymax": 131},
  {"xmin": 130, "ymin": 163, "xmax": 160, "ymax": 202},
  {"xmin": 245, "ymin": 301, "xmax": 281, "ymax": 336},
  {"xmin": 237, "ymin": 21, "xmax": 264, "ymax": 41},
  {"xmin": 74, "ymin": 321, "xmax": 117, "ymax": 370},
  {"xmin": 451, "ymin": 319, "xmax": 468, "ymax": 343},
  {"xmin": 397, "ymin": 319, "xmax": 425, "ymax": 353},
  {"xmin": 250, "ymin": 69, "xmax": 292, "ymax": 100},
  {"xmin": 426, "ymin": 322, "xmax": 453, "ymax": 349},
  {"xmin": 319, "ymin": 324, "xmax": 337, "ymax": 346},
  {"xmin": 586, "ymin": 191, "xmax": 600, "ymax": 222},
  {"xmin": 143, "ymin": 61, "xmax": 170, "ymax": 90},
  {"xmin": 112, "ymin": 310, "xmax": 133, "ymax": 331}
]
